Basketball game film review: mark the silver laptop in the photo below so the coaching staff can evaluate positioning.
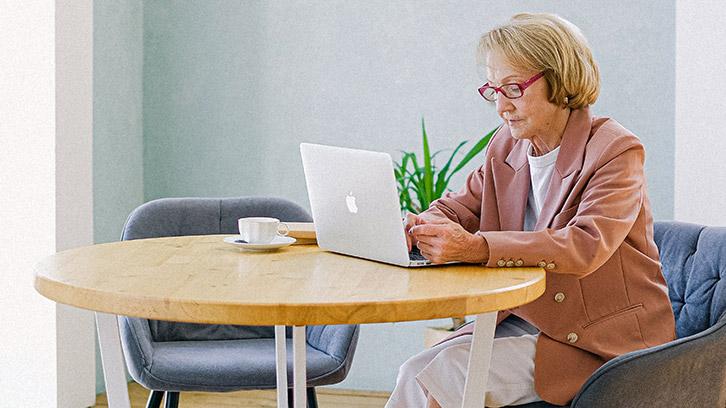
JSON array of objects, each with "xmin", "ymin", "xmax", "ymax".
[{"xmin": 300, "ymin": 142, "xmax": 432, "ymax": 267}]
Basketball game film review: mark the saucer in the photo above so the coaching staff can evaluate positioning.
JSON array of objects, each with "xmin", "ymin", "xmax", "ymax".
[{"xmin": 223, "ymin": 236, "xmax": 296, "ymax": 252}]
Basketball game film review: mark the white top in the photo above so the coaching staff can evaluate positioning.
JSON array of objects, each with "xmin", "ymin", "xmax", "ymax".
[{"xmin": 524, "ymin": 145, "xmax": 560, "ymax": 231}]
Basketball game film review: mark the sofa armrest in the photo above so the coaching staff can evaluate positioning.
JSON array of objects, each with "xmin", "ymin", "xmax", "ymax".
[{"xmin": 571, "ymin": 312, "xmax": 726, "ymax": 407}]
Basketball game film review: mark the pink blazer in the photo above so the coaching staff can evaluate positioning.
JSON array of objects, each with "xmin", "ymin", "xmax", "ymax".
[{"xmin": 430, "ymin": 106, "xmax": 676, "ymax": 405}]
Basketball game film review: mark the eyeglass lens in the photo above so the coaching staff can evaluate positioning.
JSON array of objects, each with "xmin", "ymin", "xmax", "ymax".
[{"xmin": 481, "ymin": 84, "xmax": 523, "ymax": 101}]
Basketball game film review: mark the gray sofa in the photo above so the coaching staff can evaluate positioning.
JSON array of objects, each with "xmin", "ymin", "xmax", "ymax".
[{"xmin": 515, "ymin": 220, "xmax": 726, "ymax": 407}]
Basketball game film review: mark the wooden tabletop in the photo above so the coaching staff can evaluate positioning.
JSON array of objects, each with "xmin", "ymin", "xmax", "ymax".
[{"xmin": 34, "ymin": 235, "xmax": 545, "ymax": 326}]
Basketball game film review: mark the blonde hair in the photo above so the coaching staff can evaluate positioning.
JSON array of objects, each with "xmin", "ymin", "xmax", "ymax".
[{"xmin": 476, "ymin": 13, "xmax": 600, "ymax": 109}]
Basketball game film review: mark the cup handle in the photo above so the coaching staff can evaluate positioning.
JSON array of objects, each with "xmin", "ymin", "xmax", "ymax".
[{"xmin": 277, "ymin": 222, "xmax": 290, "ymax": 237}]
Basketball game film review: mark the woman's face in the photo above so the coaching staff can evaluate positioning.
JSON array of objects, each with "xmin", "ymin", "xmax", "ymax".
[{"xmin": 485, "ymin": 56, "xmax": 567, "ymax": 146}]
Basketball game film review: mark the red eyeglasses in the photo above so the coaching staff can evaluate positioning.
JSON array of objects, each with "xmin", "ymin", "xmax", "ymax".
[{"xmin": 478, "ymin": 72, "xmax": 544, "ymax": 102}]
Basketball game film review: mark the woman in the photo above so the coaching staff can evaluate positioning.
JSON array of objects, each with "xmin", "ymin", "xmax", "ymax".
[{"xmin": 386, "ymin": 13, "xmax": 676, "ymax": 408}]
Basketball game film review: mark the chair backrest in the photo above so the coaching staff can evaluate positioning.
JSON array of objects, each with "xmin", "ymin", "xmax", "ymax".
[
  {"xmin": 120, "ymin": 196, "xmax": 313, "ymax": 341},
  {"xmin": 653, "ymin": 220, "xmax": 726, "ymax": 338},
  {"xmin": 122, "ymin": 196, "xmax": 312, "ymax": 240}
]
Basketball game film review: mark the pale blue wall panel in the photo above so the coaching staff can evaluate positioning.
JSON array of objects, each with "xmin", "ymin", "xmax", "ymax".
[
  {"xmin": 93, "ymin": 0, "xmax": 145, "ymax": 394},
  {"xmin": 141, "ymin": 1, "xmax": 674, "ymax": 220},
  {"xmin": 93, "ymin": 0, "xmax": 144, "ymax": 245}
]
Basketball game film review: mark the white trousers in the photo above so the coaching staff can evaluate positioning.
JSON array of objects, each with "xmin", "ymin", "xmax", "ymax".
[{"xmin": 386, "ymin": 316, "xmax": 542, "ymax": 408}]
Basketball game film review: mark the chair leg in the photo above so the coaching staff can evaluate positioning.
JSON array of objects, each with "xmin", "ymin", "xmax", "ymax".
[
  {"xmin": 164, "ymin": 391, "xmax": 180, "ymax": 408},
  {"xmin": 286, "ymin": 387, "xmax": 318, "ymax": 408},
  {"xmin": 146, "ymin": 390, "xmax": 164, "ymax": 408},
  {"xmin": 307, "ymin": 387, "xmax": 318, "ymax": 408}
]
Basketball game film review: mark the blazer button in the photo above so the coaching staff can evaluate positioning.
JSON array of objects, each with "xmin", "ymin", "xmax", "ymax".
[
  {"xmin": 515, "ymin": 259, "xmax": 523, "ymax": 266},
  {"xmin": 554, "ymin": 292, "xmax": 565, "ymax": 303},
  {"xmin": 538, "ymin": 261, "xmax": 547, "ymax": 268},
  {"xmin": 546, "ymin": 263, "xmax": 556, "ymax": 270},
  {"xmin": 497, "ymin": 259, "xmax": 506, "ymax": 267},
  {"xmin": 567, "ymin": 333, "xmax": 578, "ymax": 343},
  {"xmin": 506, "ymin": 260, "xmax": 514, "ymax": 267}
]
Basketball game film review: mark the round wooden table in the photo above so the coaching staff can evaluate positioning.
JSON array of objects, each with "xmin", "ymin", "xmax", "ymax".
[{"xmin": 34, "ymin": 235, "xmax": 545, "ymax": 408}]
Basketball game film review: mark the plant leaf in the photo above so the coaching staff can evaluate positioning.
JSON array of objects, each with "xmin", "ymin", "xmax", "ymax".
[
  {"xmin": 395, "ymin": 121, "xmax": 498, "ymax": 213},
  {"xmin": 421, "ymin": 118, "xmax": 434, "ymax": 208},
  {"xmin": 434, "ymin": 141, "xmax": 468, "ymax": 197},
  {"xmin": 449, "ymin": 126, "xmax": 499, "ymax": 176}
]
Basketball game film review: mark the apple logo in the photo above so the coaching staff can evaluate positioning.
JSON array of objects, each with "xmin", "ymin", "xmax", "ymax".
[{"xmin": 346, "ymin": 191, "xmax": 358, "ymax": 214}]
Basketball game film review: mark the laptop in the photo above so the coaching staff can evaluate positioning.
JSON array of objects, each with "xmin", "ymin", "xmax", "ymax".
[{"xmin": 300, "ymin": 142, "xmax": 434, "ymax": 267}]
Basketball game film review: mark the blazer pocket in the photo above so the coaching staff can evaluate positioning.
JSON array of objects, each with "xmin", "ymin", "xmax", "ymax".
[
  {"xmin": 582, "ymin": 303, "xmax": 644, "ymax": 329},
  {"xmin": 551, "ymin": 205, "xmax": 579, "ymax": 230}
]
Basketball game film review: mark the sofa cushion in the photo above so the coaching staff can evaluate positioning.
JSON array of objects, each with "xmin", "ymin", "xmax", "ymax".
[{"xmin": 654, "ymin": 221, "xmax": 726, "ymax": 338}]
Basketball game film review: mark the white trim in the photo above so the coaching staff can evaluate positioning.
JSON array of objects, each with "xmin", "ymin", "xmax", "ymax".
[
  {"xmin": 95, "ymin": 314, "xmax": 131, "ymax": 408},
  {"xmin": 675, "ymin": 0, "xmax": 726, "ymax": 225},
  {"xmin": 461, "ymin": 312, "xmax": 498, "ymax": 408},
  {"xmin": 275, "ymin": 325, "xmax": 289, "ymax": 407}
]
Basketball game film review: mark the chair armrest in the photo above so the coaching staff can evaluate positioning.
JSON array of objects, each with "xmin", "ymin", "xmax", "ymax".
[
  {"xmin": 118, "ymin": 316, "xmax": 155, "ymax": 383},
  {"xmin": 305, "ymin": 325, "xmax": 360, "ymax": 385},
  {"xmin": 571, "ymin": 312, "xmax": 726, "ymax": 407},
  {"xmin": 306, "ymin": 325, "xmax": 359, "ymax": 363}
]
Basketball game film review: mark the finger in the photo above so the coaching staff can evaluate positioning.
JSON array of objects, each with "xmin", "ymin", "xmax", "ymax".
[
  {"xmin": 411, "ymin": 223, "xmax": 446, "ymax": 238},
  {"xmin": 404, "ymin": 213, "xmax": 418, "ymax": 229},
  {"xmin": 403, "ymin": 214, "xmax": 418, "ymax": 251},
  {"xmin": 418, "ymin": 216, "xmax": 451, "ymax": 225},
  {"xmin": 416, "ymin": 240, "xmax": 432, "ymax": 260}
]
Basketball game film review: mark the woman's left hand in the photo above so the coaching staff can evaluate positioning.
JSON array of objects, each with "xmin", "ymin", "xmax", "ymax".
[{"xmin": 409, "ymin": 218, "xmax": 489, "ymax": 264}]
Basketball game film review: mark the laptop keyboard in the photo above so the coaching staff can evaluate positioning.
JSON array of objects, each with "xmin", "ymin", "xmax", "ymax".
[{"xmin": 409, "ymin": 246, "xmax": 428, "ymax": 261}]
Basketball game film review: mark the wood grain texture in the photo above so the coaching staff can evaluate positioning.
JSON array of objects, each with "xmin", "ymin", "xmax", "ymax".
[{"xmin": 34, "ymin": 235, "xmax": 545, "ymax": 326}]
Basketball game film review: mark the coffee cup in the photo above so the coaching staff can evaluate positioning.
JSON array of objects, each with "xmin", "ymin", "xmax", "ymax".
[{"xmin": 237, "ymin": 217, "xmax": 290, "ymax": 244}]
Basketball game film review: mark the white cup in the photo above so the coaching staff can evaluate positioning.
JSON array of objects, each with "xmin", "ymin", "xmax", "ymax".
[{"xmin": 237, "ymin": 217, "xmax": 290, "ymax": 244}]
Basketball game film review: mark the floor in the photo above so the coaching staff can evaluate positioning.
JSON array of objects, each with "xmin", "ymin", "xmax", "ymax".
[{"xmin": 93, "ymin": 381, "xmax": 391, "ymax": 408}]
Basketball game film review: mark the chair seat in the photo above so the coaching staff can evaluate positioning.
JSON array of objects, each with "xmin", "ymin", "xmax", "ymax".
[{"xmin": 134, "ymin": 338, "xmax": 347, "ymax": 392}]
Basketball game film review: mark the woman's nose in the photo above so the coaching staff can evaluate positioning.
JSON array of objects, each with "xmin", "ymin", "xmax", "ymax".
[{"xmin": 496, "ymin": 95, "xmax": 514, "ymax": 116}]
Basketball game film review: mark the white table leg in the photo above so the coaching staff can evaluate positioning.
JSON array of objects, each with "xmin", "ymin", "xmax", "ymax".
[
  {"xmin": 293, "ymin": 326, "xmax": 307, "ymax": 407},
  {"xmin": 274, "ymin": 325, "xmax": 288, "ymax": 408},
  {"xmin": 95, "ymin": 312, "xmax": 131, "ymax": 408},
  {"xmin": 461, "ymin": 311, "xmax": 498, "ymax": 408}
]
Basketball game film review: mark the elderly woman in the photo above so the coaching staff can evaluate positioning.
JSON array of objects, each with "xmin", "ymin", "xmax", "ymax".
[{"xmin": 386, "ymin": 13, "xmax": 676, "ymax": 408}]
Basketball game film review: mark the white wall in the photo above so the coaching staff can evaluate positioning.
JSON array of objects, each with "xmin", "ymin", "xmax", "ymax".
[
  {"xmin": 0, "ymin": 1, "xmax": 58, "ymax": 404},
  {"xmin": 675, "ymin": 0, "xmax": 726, "ymax": 225},
  {"xmin": 55, "ymin": 0, "xmax": 97, "ymax": 405},
  {"xmin": 0, "ymin": 1, "xmax": 96, "ymax": 406}
]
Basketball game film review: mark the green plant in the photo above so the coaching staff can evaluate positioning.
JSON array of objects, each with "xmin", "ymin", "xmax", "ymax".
[{"xmin": 394, "ymin": 118, "xmax": 499, "ymax": 214}]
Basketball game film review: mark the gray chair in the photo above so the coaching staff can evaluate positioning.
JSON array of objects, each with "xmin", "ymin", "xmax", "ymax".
[
  {"xmin": 513, "ymin": 220, "xmax": 726, "ymax": 407},
  {"xmin": 117, "ymin": 197, "xmax": 360, "ymax": 408}
]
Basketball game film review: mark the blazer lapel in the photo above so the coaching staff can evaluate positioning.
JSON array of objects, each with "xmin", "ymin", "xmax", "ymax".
[
  {"xmin": 491, "ymin": 130, "xmax": 530, "ymax": 231},
  {"xmin": 535, "ymin": 107, "xmax": 593, "ymax": 230}
]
